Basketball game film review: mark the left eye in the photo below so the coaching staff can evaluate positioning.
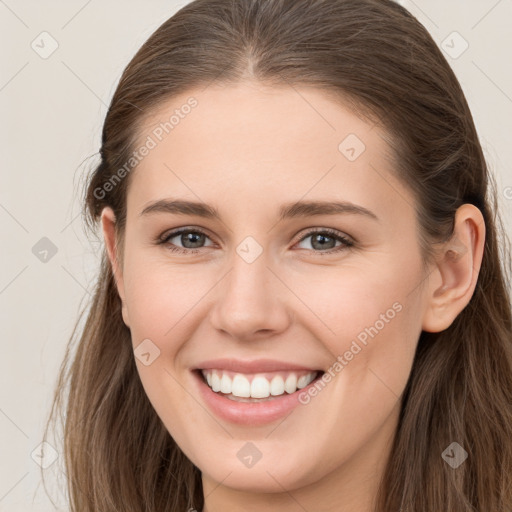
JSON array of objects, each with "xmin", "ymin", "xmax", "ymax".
[
  {"xmin": 158, "ymin": 228, "xmax": 354, "ymax": 255},
  {"xmin": 296, "ymin": 229, "xmax": 354, "ymax": 252}
]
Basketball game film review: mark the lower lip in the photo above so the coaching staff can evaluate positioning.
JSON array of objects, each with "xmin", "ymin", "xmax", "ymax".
[{"xmin": 192, "ymin": 370, "xmax": 323, "ymax": 426}]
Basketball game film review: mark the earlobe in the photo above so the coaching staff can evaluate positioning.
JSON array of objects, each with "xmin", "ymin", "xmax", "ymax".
[
  {"xmin": 422, "ymin": 204, "xmax": 486, "ymax": 333},
  {"xmin": 100, "ymin": 207, "xmax": 130, "ymax": 327}
]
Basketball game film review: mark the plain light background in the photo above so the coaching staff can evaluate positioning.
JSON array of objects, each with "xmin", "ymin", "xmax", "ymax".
[{"xmin": 1, "ymin": 1, "xmax": 511, "ymax": 510}]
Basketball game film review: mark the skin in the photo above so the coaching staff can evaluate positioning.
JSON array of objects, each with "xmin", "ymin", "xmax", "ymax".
[{"xmin": 101, "ymin": 81, "xmax": 485, "ymax": 512}]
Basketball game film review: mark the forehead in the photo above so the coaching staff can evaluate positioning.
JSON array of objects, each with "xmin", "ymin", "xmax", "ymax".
[
  {"xmin": 127, "ymin": 82, "xmax": 413, "ymax": 224},
  {"xmin": 135, "ymin": 82, "xmax": 379, "ymax": 161}
]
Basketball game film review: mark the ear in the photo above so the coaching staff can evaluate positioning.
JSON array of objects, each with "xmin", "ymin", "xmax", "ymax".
[
  {"xmin": 422, "ymin": 204, "xmax": 486, "ymax": 333},
  {"xmin": 101, "ymin": 207, "xmax": 130, "ymax": 328}
]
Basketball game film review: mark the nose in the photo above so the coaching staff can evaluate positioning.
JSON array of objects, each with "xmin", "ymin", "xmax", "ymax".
[{"xmin": 208, "ymin": 249, "xmax": 292, "ymax": 341}]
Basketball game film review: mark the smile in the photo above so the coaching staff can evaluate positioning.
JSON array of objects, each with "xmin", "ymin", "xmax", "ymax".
[
  {"xmin": 192, "ymin": 366, "xmax": 325, "ymax": 425},
  {"xmin": 201, "ymin": 369, "xmax": 319, "ymax": 400}
]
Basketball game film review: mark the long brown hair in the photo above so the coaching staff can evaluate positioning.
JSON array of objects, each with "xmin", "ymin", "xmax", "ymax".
[{"xmin": 43, "ymin": 0, "xmax": 512, "ymax": 510}]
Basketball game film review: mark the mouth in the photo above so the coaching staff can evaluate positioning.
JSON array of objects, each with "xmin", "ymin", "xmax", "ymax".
[
  {"xmin": 198, "ymin": 368, "xmax": 322, "ymax": 402},
  {"xmin": 191, "ymin": 367, "xmax": 325, "ymax": 425}
]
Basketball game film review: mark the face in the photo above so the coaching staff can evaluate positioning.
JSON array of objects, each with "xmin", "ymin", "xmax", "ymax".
[{"xmin": 104, "ymin": 82, "xmax": 434, "ymax": 501}]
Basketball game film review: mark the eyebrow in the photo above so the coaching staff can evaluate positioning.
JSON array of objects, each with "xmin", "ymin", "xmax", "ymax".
[{"xmin": 139, "ymin": 199, "xmax": 379, "ymax": 222}]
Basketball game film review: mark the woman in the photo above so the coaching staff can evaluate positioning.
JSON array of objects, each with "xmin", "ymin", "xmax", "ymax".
[{"xmin": 44, "ymin": 0, "xmax": 512, "ymax": 510}]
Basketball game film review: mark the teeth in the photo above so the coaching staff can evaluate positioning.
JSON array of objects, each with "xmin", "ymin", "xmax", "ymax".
[
  {"xmin": 251, "ymin": 376, "xmax": 270, "ymax": 398},
  {"xmin": 220, "ymin": 373, "xmax": 231, "ymax": 394},
  {"xmin": 270, "ymin": 375, "xmax": 285, "ymax": 396},
  {"xmin": 284, "ymin": 374, "xmax": 297, "ymax": 394},
  {"xmin": 211, "ymin": 372, "xmax": 221, "ymax": 392},
  {"xmin": 297, "ymin": 374, "xmax": 311, "ymax": 389},
  {"xmin": 232, "ymin": 374, "xmax": 251, "ymax": 397},
  {"xmin": 201, "ymin": 369, "xmax": 318, "ymax": 398}
]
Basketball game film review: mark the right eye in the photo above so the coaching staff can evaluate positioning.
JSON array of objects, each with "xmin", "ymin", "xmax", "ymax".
[{"xmin": 158, "ymin": 227, "xmax": 215, "ymax": 254}]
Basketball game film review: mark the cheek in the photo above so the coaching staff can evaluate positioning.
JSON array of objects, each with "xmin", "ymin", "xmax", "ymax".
[
  {"xmin": 121, "ymin": 254, "xmax": 207, "ymax": 453},
  {"xmin": 289, "ymin": 253, "xmax": 423, "ymax": 349},
  {"xmin": 291, "ymin": 255, "xmax": 424, "ymax": 410},
  {"xmin": 122, "ymin": 252, "xmax": 207, "ymax": 344}
]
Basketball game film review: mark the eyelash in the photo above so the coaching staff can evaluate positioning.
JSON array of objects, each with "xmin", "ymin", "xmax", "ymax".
[{"xmin": 156, "ymin": 227, "xmax": 355, "ymax": 256}]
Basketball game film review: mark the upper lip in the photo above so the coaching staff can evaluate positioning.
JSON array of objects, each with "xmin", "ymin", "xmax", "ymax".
[{"xmin": 194, "ymin": 358, "xmax": 321, "ymax": 373}]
